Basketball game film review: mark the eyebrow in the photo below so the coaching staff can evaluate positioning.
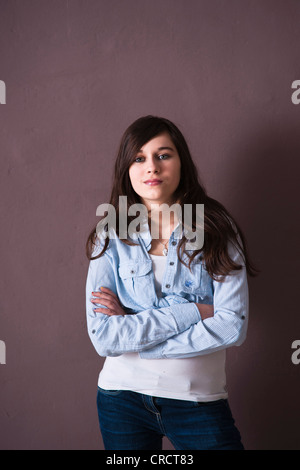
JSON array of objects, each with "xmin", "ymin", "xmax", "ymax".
[{"xmin": 138, "ymin": 146, "xmax": 175, "ymax": 153}]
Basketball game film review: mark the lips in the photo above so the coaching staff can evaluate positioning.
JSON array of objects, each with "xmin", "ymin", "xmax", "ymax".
[{"xmin": 144, "ymin": 179, "xmax": 163, "ymax": 185}]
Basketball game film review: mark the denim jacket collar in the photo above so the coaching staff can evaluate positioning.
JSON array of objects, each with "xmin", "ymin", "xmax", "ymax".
[{"xmin": 135, "ymin": 218, "xmax": 183, "ymax": 253}]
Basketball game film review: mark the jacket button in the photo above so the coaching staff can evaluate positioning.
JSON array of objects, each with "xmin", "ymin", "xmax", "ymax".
[
  {"xmin": 130, "ymin": 269, "xmax": 135, "ymax": 274},
  {"xmin": 92, "ymin": 330, "xmax": 96, "ymax": 334},
  {"xmin": 171, "ymin": 241, "xmax": 177, "ymax": 246},
  {"xmin": 165, "ymin": 284, "xmax": 170, "ymax": 288},
  {"xmin": 169, "ymin": 261, "xmax": 174, "ymax": 266}
]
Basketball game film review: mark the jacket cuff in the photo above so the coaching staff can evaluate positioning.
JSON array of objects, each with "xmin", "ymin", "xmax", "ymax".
[{"xmin": 170, "ymin": 302, "xmax": 201, "ymax": 332}]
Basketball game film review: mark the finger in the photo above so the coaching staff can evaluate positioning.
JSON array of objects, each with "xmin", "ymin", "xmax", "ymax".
[
  {"xmin": 92, "ymin": 292, "xmax": 113, "ymax": 299},
  {"xmin": 99, "ymin": 287, "xmax": 119, "ymax": 299},
  {"xmin": 92, "ymin": 289, "xmax": 118, "ymax": 299},
  {"xmin": 92, "ymin": 290, "xmax": 121, "ymax": 306},
  {"xmin": 91, "ymin": 295, "xmax": 119, "ymax": 310},
  {"xmin": 92, "ymin": 291, "xmax": 109, "ymax": 297}
]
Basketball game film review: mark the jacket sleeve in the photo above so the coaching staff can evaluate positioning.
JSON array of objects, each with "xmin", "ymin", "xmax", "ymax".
[
  {"xmin": 139, "ymin": 241, "xmax": 249, "ymax": 359},
  {"xmin": 86, "ymin": 250, "xmax": 200, "ymax": 357}
]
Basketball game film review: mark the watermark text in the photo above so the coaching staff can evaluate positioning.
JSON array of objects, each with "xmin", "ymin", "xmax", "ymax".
[
  {"xmin": 291, "ymin": 80, "xmax": 300, "ymax": 105},
  {"xmin": 0, "ymin": 80, "xmax": 6, "ymax": 104},
  {"xmin": 291, "ymin": 340, "xmax": 300, "ymax": 365},
  {"xmin": 96, "ymin": 197, "xmax": 204, "ymax": 250},
  {"xmin": 0, "ymin": 340, "xmax": 6, "ymax": 364}
]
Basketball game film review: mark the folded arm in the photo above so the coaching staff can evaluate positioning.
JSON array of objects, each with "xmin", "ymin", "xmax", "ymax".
[
  {"xmin": 140, "ymin": 243, "xmax": 249, "ymax": 359},
  {"xmin": 86, "ymin": 241, "xmax": 248, "ymax": 359},
  {"xmin": 86, "ymin": 252, "xmax": 201, "ymax": 357}
]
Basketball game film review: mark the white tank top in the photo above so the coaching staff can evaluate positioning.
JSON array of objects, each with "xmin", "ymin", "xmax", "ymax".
[{"xmin": 98, "ymin": 254, "xmax": 228, "ymax": 402}]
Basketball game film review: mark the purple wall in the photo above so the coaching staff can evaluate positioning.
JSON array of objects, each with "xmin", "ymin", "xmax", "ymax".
[{"xmin": 1, "ymin": 0, "xmax": 299, "ymax": 450}]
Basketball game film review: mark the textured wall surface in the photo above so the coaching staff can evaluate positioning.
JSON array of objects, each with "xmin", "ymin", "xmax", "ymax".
[{"xmin": 0, "ymin": 0, "xmax": 299, "ymax": 450}]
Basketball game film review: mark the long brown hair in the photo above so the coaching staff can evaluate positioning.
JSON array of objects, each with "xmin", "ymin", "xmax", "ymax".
[{"xmin": 86, "ymin": 116, "xmax": 258, "ymax": 280}]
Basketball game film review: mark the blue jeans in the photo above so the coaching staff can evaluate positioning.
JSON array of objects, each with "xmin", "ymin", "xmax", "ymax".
[{"xmin": 97, "ymin": 388, "xmax": 244, "ymax": 450}]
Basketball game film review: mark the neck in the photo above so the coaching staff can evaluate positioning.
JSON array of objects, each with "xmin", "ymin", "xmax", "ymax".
[{"xmin": 148, "ymin": 210, "xmax": 179, "ymax": 241}]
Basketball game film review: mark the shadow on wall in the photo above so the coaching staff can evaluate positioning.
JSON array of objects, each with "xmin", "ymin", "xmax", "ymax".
[
  {"xmin": 146, "ymin": 122, "xmax": 300, "ymax": 452},
  {"xmin": 226, "ymin": 122, "xmax": 300, "ymax": 450}
]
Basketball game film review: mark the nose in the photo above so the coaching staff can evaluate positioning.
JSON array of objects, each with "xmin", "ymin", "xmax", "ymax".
[{"xmin": 147, "ymin": 157, "xmax": 159, "ymax": 174}]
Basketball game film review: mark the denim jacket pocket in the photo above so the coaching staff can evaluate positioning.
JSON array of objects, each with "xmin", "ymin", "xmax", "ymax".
[
  {"xmin": 183, "ymin": 261, "xmax": 202, "ymax": 293},
  {"xmin": 118, "ymin": 260, "xmax": 152, "ymax": 279},
  {"xmin": 183, "ymin": 261, "xmax": 214, "ymax": 303},
  {"xmin": 118, "ymin": 259, "xmax": 153, "ymax": 305}
]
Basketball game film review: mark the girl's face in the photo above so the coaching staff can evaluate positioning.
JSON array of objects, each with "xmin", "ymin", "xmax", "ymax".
[{"xmin": 128, "ymin": 132, "xmax": 181, "ymax": 211}]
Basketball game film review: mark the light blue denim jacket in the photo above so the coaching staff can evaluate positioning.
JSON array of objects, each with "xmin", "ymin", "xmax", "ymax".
[{"xmin": 86, "ymin": 222, "xmax": 249, "ymax": 359}]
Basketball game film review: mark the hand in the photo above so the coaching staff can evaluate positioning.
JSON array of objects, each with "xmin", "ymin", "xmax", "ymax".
[
  {"xmin": 195, "ymin": 303, "xmax": 214, "ymax": 321},
  {"xmin": 91, "ymin": 287, "xmax": 126, "ymax": 316}
]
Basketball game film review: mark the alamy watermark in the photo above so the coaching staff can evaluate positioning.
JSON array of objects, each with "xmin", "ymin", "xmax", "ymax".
[
  {"xmin": 96, "ymin": 196, "xmax": 204, "ymax": 250},
  {"xmin": 0, "ymin": 340, "xmax": 6, "ymax": 365},
  {"xmin": 0, "ymin": 80, "xmax": 6, "ymax": 104},
  {"xmin": 291, "ymin": 80, "xmax": 300, "ymax": 105},
  {"xmin": 1, "ymin": 80, "xmax": 6, "ymax": 363},
  {"xmin": 291, "ymin": 340, "xmax": 300, "ymax": 365}
]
